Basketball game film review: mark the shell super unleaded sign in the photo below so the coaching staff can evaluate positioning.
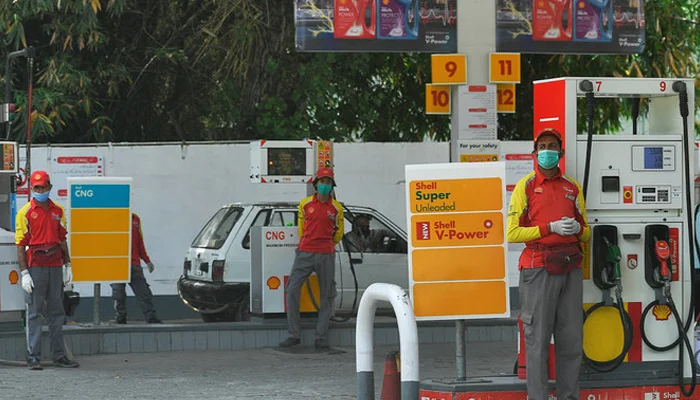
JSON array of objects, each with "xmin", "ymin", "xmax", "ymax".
[{"xmin": 405, "ymin": 162, "xmax": 510, "ymax": 321}]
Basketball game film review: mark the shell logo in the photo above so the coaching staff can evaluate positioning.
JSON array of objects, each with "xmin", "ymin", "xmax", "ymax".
[
  {"xmin": 267, "ymin": 276, "xmax": 281, "ymax": 290},
  {"xmin": 578, "ymin": 1, "xmax": 585, "ymax": 8},
  {"xmin": 652, "ymin": 304, "xmax": 671, "ymax": 321},
  {"xmin": 8, "ymin": 270, "xmax": 18, "ymax": 285}
]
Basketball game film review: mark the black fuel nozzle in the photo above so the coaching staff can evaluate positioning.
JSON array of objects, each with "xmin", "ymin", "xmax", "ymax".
[{"xmin": 672, "ymin": 81, "xmax": 689, "ymax": 118}]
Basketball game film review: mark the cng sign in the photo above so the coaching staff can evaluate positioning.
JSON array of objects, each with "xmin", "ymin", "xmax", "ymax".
[{"xmin": 68, "ymin": 178, "xmax": 132, "ymax": 284}]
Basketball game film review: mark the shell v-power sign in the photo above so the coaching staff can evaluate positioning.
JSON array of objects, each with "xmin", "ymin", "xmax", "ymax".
[{"xmin": 405, "ymin": 162, "xmax": 510, "ymax": 321}]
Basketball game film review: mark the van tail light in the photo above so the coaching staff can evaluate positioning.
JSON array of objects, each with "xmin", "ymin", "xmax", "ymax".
[
  {"xmin": 183, "ymin": 260, "xmax": 191, "ymax": 277},
  {"xmin": 212, "ymin": 260, "xmax": 225, "ymax": 282}
]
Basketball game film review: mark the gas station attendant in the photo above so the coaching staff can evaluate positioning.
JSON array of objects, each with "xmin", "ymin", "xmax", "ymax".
[{"xmin": 506, "ymin": 129, "xmax": 590, "ymax": 400}]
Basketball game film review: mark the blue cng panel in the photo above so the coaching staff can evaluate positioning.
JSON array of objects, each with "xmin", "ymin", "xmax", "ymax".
[{"xmin": 70, "ymin": 184, "xmax": 130, "ymax": 209}]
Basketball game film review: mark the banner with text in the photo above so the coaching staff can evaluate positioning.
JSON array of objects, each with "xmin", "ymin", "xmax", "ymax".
[
  {"xmin": 496, "ymin": 0, "xmax": 645, "ymax": 55},
  {"xmin": 295, "ymin": 0, "xmax": 458, "ymax": 52}
]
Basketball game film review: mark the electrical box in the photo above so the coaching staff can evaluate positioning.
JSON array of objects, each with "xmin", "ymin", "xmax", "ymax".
[{"xmin": 249, "ymin": 140, "xmax": 333, "ymax": 184}]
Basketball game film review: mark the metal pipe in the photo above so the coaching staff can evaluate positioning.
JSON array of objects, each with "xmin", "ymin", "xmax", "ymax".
[
  {"xmin": 456, "ymin": 319, "xmax": 466, "ymax": 380},
  {"xmin": 356, "ymin": 283, "xmax": 419, "ymax": 400},
  {"xmin": 93, "ymin": 283, "xmax": 101, "ymax": 325}
]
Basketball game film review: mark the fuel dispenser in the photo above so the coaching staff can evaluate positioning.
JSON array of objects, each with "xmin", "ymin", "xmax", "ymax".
[{"xmin": 537, "ymin": 77, "xmax": 697, "ymax": 395}]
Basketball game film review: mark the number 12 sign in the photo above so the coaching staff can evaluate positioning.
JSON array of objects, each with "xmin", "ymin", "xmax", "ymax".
[
  {"xmin": 497, "ymin": 84, "xmax": 516, "ymax": 114},
  {"xmin": 425, "ymin": 84, "xmax": 451, "ymax": 115}
]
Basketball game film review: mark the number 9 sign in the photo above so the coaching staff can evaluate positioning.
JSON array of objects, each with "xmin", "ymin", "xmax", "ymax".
[{"xmin": 430, "ymin": 54, "xmax": 467, "ymax": 85}]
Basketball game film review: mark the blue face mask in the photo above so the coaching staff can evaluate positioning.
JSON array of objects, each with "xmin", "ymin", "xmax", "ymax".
[
  {"xmin": 317, "ymin": 184, "xmax": 333, "ymax": 196},
  {"xmin": 537, "ymin": 150, "xmax": 560, "ymax": 170},
  {"xmin": 33, "ymin": 191, "xmax": 50, "ymax": 203}
]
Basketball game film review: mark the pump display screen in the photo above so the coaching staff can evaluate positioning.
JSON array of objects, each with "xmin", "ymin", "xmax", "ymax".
[
  {"xmin": 267, "ymin": 148, "xmax": 307, "ymax": 176},
  {"xmin": 643, "ymin": 147, "xmax": 664, "ymax": 170}
]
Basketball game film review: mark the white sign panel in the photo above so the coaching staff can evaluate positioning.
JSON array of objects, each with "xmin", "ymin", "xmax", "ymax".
[
  {"xmin": 458, "ymin": 140, "xmax": 501, "ymax": 163},
  {"xmin": 405, "ymin": 162, "xmax": 510, "ymax": 321},
  {"xmin": 259, "ymin": 227, "xmax": 298, "ymax": 313},
  {"xmin": 457, "ymin": 84, "xmax": 498, "ymax": 140},
  {"xmin": 51, "ymin": 156, "xmax": 104, "ymax": 206}
]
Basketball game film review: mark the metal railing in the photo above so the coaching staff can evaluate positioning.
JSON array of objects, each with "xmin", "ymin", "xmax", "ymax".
[{"xmin": 356, "ymin": 283, "xmax": 419, "ymax": 400}]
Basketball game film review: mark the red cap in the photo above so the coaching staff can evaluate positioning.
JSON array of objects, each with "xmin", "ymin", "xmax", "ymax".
[
  {"xmin": 536, "ymin": 128, "xmax": 563, "ymax": 142},
  {"xmin": 30, "ymin": 170, "xmax": 50, "ymax": 187},
  {"xmin": 316, "ymin": 167, "xmax": 335, "ymax": 180}
]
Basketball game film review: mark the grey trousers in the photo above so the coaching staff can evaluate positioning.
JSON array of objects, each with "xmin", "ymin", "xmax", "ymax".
[
  {"xmin": 285, "ymin": 250, "xmax": 337, "ymax": 340},
  {"xmin": 520, "ymin": 267, "xmax": 583, "ymax": 400},
  {"xmin": 25, "ymin": 266, "xmax": 66, "ymax": 362},
  {"xmin": 111, "ymin": 264, "xmax": 157, "ymax": 321}
]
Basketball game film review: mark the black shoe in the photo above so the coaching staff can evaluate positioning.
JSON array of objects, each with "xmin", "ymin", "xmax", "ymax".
[
  {"xmin": 147, "ymin": 318, "xmax": 162, "ymax": 324},
  {"xmin": 279, "ymin": 337, "xmax": 301, "ymax": 348},
  {"xmin": 54, "ymin": 356, "xmax": 80, "ymax": 368},
  {"xmin": 315, "ymin": 338, "xmax": 330, "ymax": 350},
  {"xmin": 27, "ymin": 359, "xmax": 42, "ymax": 371},
  {"xmin": 115, "ymin": 316, "xmax": 127, "ymax": 324}
]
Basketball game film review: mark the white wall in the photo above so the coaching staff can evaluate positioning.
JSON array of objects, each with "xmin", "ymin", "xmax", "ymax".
[{"xmin": 18, "ymin": 142, "xmax": 451, "ymax": 296}]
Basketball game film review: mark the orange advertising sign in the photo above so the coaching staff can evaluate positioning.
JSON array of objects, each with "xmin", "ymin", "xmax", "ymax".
[
  {"xmin": 409, "ymin": 178, "xmax": 503, "ymax": 214},
  {"xmin": 410, "ymin": 212, "xmax": 504, "ymax": 248}
]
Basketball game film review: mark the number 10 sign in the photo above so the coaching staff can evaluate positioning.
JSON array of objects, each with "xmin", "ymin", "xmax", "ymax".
[{"xmin": 425, "ymin": 84, "xmax": 451, "ymax": 115}]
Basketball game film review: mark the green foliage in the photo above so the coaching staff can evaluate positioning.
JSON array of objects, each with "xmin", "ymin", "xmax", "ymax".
[{"xmin": 0, "ymin": 0, "xmax": 697, "ymax": 144}]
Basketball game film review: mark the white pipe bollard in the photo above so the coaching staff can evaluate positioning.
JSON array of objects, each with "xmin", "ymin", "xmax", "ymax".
[{"xmin": 356, "ymin": 283, "xmax": 419, "ymax": 400}]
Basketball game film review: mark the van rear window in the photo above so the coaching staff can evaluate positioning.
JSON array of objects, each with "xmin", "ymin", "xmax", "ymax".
[{"xmin": 191, "ymin": 207, "xmax": 243, "ymax": 249}]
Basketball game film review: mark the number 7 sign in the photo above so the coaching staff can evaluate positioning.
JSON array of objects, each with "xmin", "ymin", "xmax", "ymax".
[{"xmin": 425, "ymin": 84, "xmax": 451, "ymax": 115}]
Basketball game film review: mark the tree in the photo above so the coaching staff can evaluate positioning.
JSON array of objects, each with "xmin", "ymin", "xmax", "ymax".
[{"xmin": 0, "ymin": 0, "xmax": 697, "ymax": 144}]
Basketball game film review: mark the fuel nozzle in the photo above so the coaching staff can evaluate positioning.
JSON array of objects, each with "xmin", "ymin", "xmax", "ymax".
[
  {"xmin": 603, "ymin": 236, "xmax": 623, "ymax": 297},
  {"xmin": 653, "ymin": 236, "xmax": 672, "ymax": 299}
]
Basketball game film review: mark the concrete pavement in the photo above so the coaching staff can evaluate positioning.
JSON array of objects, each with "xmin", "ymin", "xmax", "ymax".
[{"xmin": 0, "ymin": 340, "xmax": 517, "ymax": 399}]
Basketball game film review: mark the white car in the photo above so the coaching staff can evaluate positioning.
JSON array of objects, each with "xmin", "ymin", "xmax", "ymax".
[{"xmin": 177, "ymin": 202, "xmax": 408, "ymax": 322}]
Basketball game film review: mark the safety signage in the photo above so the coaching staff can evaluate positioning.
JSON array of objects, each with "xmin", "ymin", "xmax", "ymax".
[
  {"xmin": 456, "ymin": 85, "xmax": 498, "ymax": 140},
  {"xmin": 0, "ymin": 142, "xmax": 18, "ymax": 174},
  {"xmin": 51, "ymin": 155, "xmax": 105, "ymax": 203},
  {"xmin": 458, "ymin": 140, "xmax": 500, "ymax": 163},
  {"xmin": 67, "ymin": 177, "xmax": 131, "ymax": 283},
  {"xmin": 405, "ymin": 162, "xmax": 509, "ymax": 321}
]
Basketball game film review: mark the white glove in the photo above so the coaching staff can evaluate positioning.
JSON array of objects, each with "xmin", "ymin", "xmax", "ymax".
[
  {"xmin": 63, "ymin": 263, "xmax": 72, "ymax": 285},
  {"xmin": 21, "ymin": 270, "xmax": 33, "ymax": 294},
  {"xmin": 549, "ymin": 219, "xmax": 573, "ymax": 236},
  {"xmin": 561, "ymin": 217, "xmax": 582, "ymax": 236},
  {"xmin": 147, "ymin": 262, "xmax": 155, "ymax": 274}
]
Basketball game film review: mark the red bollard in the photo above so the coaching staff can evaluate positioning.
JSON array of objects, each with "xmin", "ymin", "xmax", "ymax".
[{"xmin": 380, "ymin": 351, "xmax": 400, "ymax": 400}]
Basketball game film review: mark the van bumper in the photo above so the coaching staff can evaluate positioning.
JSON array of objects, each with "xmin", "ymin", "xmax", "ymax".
[{"xmin": 177, "ymin": 276, "xmax": 249, "ymax": 313}]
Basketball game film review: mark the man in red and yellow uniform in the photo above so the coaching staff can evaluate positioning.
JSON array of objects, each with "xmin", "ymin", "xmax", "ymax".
[
  {"xmin": 507, "ymin": 129, "xmax": 590, "ymax": 400},
  {"xmin": 110, "ymin": 213, "xmax": 161, "ymax": 324},
  {"xmin": 16, "ymin": 170, "xmax": 79, "ymax": 370},
  {"xmin": 280, "ymin": 168, "xmax": 344, "ymax": 350}
]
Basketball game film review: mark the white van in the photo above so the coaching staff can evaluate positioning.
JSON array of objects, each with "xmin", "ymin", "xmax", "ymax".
[{"xmin": 177, "ymin": 202, "xmax": 408, "ymax": 322}]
